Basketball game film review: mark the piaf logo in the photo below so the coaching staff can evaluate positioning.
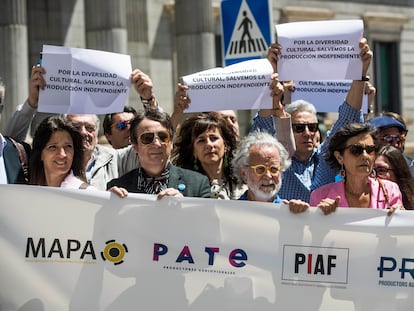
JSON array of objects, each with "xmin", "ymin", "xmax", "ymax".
[
  {"xmin": 24, "ymin": 237, "xmax": 128, "ymax": 265},
  {"xmin": 282, "ymin": 245, "xmax": 349, "ymax": 285}
]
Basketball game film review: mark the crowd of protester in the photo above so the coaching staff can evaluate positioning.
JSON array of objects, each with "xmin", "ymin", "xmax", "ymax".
[{"xmin": 0, "ymin": 34, "xmax": 411, "ymax": 215}]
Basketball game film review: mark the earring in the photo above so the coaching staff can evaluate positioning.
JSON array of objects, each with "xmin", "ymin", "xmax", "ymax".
[
  {"xmin": 223, "ymin": 153, "xmax": 228, "ymax": 168},
  {"xmin": 193, "ymin": 157, "xmax": 199, "ymax": 171},
  {"xmin": 340, "ymin": 164, "xmax": 345, "ymax": 177}
]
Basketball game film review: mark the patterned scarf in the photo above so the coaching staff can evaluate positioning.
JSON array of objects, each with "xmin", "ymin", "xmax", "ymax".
[{"xmin": 136, "ymin": 164, "xmax": 170, "ymax": 194}]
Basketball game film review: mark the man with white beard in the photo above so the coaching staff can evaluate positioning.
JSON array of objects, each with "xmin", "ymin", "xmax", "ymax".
[{"xmin": 232, "ymin": 131, "xmax": 309, "ymax": 213}]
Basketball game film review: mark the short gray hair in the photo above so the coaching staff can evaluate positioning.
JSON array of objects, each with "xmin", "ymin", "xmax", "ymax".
[
  {"xmin": 232, "ymin": 131, "xmax": 291, "ymax": 181},
  {"xmin": 285, "ymin": 99, "xmax": 317, "ymax": 116}
]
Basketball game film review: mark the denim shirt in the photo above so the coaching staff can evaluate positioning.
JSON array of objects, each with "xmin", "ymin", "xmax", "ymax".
[{"xmin": 250, "ymin": 101, "xmax": 364, "ymax": 202}]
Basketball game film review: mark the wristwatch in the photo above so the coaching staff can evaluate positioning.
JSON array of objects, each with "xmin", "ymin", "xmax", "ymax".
[{"xmin": 140, "ymin": 96, "xmax": 156, "ymax": 110}]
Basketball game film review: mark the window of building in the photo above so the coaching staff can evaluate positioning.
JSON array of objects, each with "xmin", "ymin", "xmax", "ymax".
[{"xmin": 373, "ymin": 41, "xmax": 401, "ymax": 114}]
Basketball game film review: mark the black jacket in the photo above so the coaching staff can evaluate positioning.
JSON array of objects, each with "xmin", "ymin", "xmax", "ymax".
[
  {"xmin": 3, "ymin": 136, "xmax": 31, "ymax": 184},
  {"xmin": 107, "ymin": 164, "xmax": 211, "ymax": 198}
]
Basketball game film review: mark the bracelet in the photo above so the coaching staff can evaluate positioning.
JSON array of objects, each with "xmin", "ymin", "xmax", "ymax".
[
  {"xmin": 140, "ymin": 96, "xmax": 155, "ymax": 110},
  {"xmin": 360, "ymin": 75, "xmax": 370, "ymax": 81}
]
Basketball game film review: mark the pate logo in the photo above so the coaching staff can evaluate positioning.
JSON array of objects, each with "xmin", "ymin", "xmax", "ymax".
[
  {"xmin": 282, "ymin": 245, "xmax": 349, "ymax": 284},
  {"xmin": 25, "ymin": 237, "xmax": 128, "ymax": 265}
]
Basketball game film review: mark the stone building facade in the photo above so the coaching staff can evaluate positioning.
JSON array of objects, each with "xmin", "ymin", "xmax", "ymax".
[{"xmin": 1, "ymin": 0, "xmax": 414, "ymax": 149}]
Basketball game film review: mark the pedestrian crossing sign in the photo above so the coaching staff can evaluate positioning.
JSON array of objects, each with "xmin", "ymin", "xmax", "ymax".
[{"xmin": 221, "ymin": 0, "xmax": 273, "ymax": 66}]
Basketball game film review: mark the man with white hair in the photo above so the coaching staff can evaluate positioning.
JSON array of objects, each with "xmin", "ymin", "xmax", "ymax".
[
  {"xmin": 232, "ymin": 131, "xmax": 290, "ymax": 202},
  {"xmin": 232, "ymin": 131, "xmax": 309, "ymax": 213}
]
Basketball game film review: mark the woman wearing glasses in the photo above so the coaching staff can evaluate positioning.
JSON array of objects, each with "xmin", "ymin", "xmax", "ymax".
[
  {"xmin": 374, "ymin": 145, "xmax": 414, "ymax": 210},
  {"xmin": 107, "ymin": 109, "xmax": 211, "ymax": 199},
  {"xmin": 172, "ymin": 112, "xmax": 247, "ymax": 199},
  {"xmin": 310, "ymin": 123, "xmax": 403, "ymax": 214}
]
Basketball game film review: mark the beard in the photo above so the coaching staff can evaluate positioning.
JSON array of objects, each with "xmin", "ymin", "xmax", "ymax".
[{"xmin": 247, "ymin": 176, "xmax": 282, "ymax": 202}]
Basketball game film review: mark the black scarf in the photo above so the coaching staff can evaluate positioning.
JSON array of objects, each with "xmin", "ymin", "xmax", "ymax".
[{"xmin": 136, "ymin": 164, "xmax": 170, "ymax": 194}]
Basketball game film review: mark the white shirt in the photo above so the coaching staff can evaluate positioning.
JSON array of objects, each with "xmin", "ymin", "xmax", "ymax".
[{"xmin": 60, "ymin": 170, "xmax": 97, "ymax": 190}]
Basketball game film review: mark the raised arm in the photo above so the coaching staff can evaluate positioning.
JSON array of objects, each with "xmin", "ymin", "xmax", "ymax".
[
  {"xmin": 3, "ymin": 65, "xmax": 45, "ymax": 140},
  {"xmin": 170, "ymin": 83, "xmax": 191, "ymax": 130},
  {"xmin": 130, "ymin": 69, "xmax": 159, "ymax": 111},
  {"xmin": 345, "ymin": 38, "xmax": 373, "ymax": 110}
]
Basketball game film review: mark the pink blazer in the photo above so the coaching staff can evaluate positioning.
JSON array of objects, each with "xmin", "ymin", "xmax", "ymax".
[{"xmin": 310, "ymin": 176, "xmax": 403, "ymax": 209}]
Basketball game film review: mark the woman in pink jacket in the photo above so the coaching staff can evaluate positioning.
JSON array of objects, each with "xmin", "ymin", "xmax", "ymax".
[{"xmin": 310, "ymin": 122, "xmax": 404, "ymax": 215}]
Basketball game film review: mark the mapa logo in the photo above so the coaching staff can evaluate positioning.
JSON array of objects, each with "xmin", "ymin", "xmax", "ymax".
[
  {"xmin": 282, "ymin": 245, "xmax": 349, "ymax": 284},
  {"xmin": 101, "ymin": 240, "xmax": 128, "ymax": 265},
  {"xmin": 25, "ymin": 237, "xmax": 128, "ymax": 265}
]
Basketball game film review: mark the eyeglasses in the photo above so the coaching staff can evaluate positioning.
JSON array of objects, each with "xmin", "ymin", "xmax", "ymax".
[
  {"xmin": 381, "ymin": 135, "xmax": 401, "ymax": 145},
  {"xmin": 344, "ymin": 144, "xmax": 376, "ymax": 156},
  {"xmin": 249, "ymin": 164, "xmax": 282, "ymax": 177},
  {"xmin": 292, "ymin": 123, "xmax": 318, "ymax": 133},
  {"xmin": 72, "ymin": 123, "xmax": 96, "ymax": 133},
  {"xmin": 112, "ymin": 120, "xmax": 131, "ymax": 130},
  {"xmin": 139, "ymin": 131, "xmax": 170, "ymax": 145},
  {"xmin": 375, "ymin": 166, "xmax": 393, "ymax": 177}
]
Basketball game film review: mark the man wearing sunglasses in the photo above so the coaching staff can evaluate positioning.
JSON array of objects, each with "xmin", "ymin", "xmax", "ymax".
[
  {"xmin": 107, "ymin": 109, "xmax": 211, "ymax": 199},
  {"xmin": 250, "ymin": 38, "xmax": 373, "ymax": 203},
  {"xmin": 367, "ymin": 115, "xmax": 414, "ymax": 175},
  {"xmin": 103, "ymin": 106, "xmax": 137, "ymax": 149}
]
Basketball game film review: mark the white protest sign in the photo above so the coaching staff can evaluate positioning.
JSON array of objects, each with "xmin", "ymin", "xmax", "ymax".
[
  {"xmin": 39, "ymin": 45, "xmax": 132, "ymax": 114},
  {"xmin": 291, "ymin": 80, "xmax": 368, "ymax": 113},
  {"xmin": 181, "ymin": 58, "xmax": 273, "ymax": 112},
  {"xmin": 276, "ymin": 20, "xmax": 364, "ymax": 80}
]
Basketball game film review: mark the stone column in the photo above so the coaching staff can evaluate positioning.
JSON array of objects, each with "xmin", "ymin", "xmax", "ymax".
[
  {"xmin": 0, "ymin": 0, "xmax": 28, "ymax": 131},
  {"xmin": 85, "ymin": 0, "xmax": 128, "ymax": 54},
  {"xmin": 175, "ymin": 0, "xmax": 215, "ymax": 76}
]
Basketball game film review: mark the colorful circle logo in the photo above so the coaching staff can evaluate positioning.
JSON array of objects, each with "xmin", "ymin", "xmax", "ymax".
[{"xmin": 101, "ymin": 240, "xmax": 128, "ymax": 265}]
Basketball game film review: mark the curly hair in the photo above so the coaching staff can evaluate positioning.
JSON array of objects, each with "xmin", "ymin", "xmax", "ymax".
[
  {"xmin": 30, "ymin": 115, "xmax": 85, "ymax": 185},
  {"xmin": 172, "ymin": 112, "xmax": 238, "ymax": 182},
  {"xmin": 376, "ymin": 145, "xmax": 414, "ymax": 210},
  {"xmin": 325, "ymin": 122, "xmax": 377, "ymax": 170},
  {"xmin": 232, "ymin": 131, "xmax": 291, "ymax": 182}
]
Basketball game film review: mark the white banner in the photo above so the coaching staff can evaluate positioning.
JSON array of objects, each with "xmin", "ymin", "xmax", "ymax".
[
  {"xmin": 291, "ymin": 80, "xmax": 368, "ymax": 113},
  {"xmin": 38, "ymin": 45, "xmax": 132, "ymax": 114},
  {"xmin": 180, "ymin": 59, "xmax": 273, "ymax": 112},
  {"xmin": 1, "ymin": 185, "xmax": 414, "ymax": 311},
  {"xmin": 276, "ymin": 20, "xmax": 363, "ymax": 81}
]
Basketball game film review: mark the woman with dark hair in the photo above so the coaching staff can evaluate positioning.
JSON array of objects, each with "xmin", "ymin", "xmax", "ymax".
[
  {"xmin": 172, "ymin": 112, "xmax": 246, "ymax": 199},
  {"xmin": 30, "ymin": 115, "xmax": 92, "ymax": 189},
  {"xmin": 374, "ymin": 145, "xmax": 414, "ymax": 210},
  {"xmin": 310, "ymin": 122, "xmax": 403, "ymax": 214}
]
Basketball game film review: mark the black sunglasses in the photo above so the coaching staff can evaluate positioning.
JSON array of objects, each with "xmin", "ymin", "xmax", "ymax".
[
  {"xmin": 113, "ymin": 121, "xmax": 131, "ymax": 130},
  {"xmin": 344, "ymin": 144, "xmax": 376, "ymax": 156},
  {"xmin": 381, "ymin": 134, "xmax": 401, "ymax": 144},
  {"xmin": 292, "ymin": 123, "xmax": 318, "ymax": 133},
  {"xmin": 139, "ymin": 131, "xmax": 170, "ymax": 145}
]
